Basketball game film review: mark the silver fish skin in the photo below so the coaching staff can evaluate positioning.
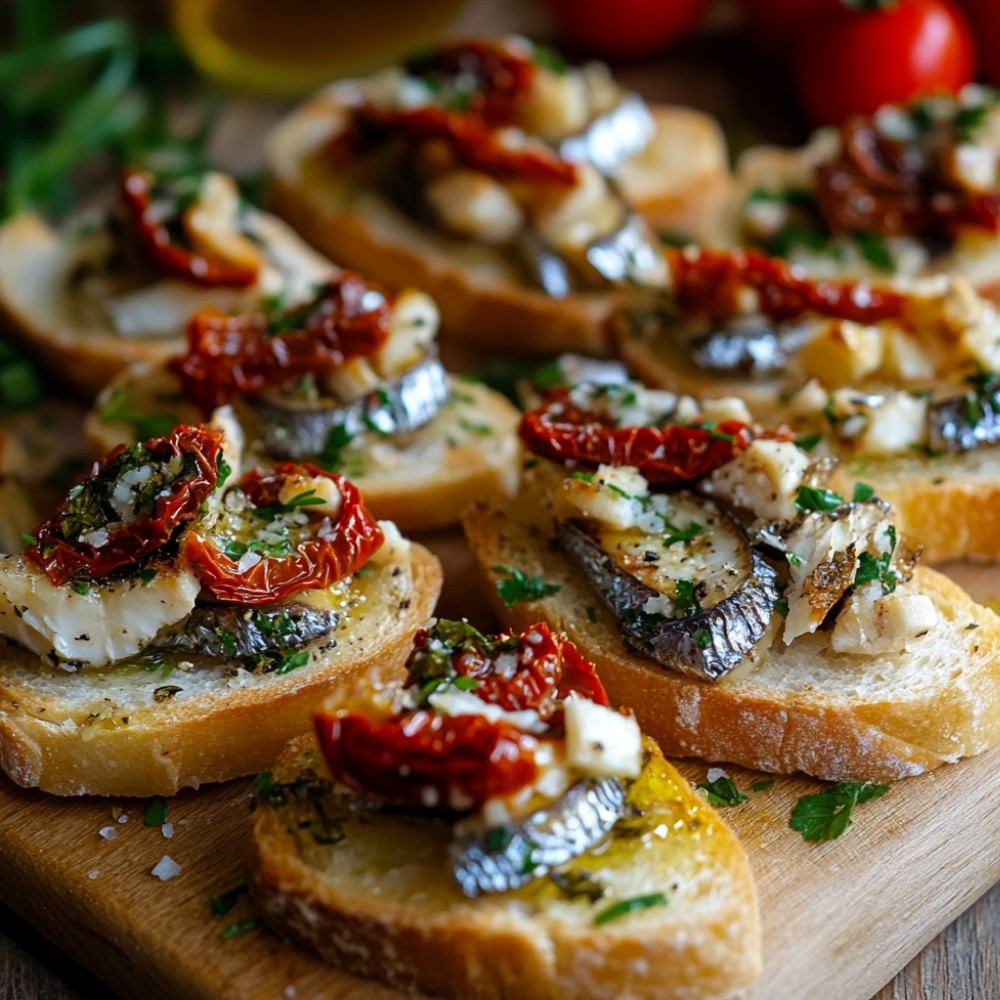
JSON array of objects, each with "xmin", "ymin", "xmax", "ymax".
[
  {"xmin": 450, "ymin": 777, "xmax": 627, "ymax": 898},
  {"xmin": 927, "ymin": 390, "xmax": 1000, "ymax": 454},
  {"xmin": 557, "ymin": 519, "xmax": 779, "ymax": 682},
  {"xmin": 250, "ymin": 354, "xmax": 450, "ymax": 461},
  {"xmin": 152, "ymin": 601, "xmax": 338, "ymax": 659}
]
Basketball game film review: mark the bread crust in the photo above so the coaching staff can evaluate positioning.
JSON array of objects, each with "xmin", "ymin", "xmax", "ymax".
[
  {"xmin": 0, "ymin": 544, "xmax": 441, "ymax": 797},
  {"xmin": 266, "ymin": 98, "xmax": 729, "ymax": 357},
  {"xmin": 462, "ymin": 466, "xmax": 1000, "ymax": 782},
  {"xmin": 0, "ymin": 214, "xmax": 185, "ymax": 398},
  {"xmin": 250, "ymin": 732, "xmax": 761, "ymax": 1000}
]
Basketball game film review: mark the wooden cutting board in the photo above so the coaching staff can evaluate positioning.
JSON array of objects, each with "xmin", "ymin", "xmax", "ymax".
[{"xmin": 0, "ymin": 538, "xmax": 998, "ymax": 1000}]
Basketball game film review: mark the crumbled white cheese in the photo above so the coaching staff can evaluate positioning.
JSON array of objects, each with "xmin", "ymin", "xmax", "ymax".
[
  {"xmin": 427, "ymin": 688, "xmax": 548, "ymax": 734},
  {"xmin": 563, "ymin": 698, "xmax": 641, "ymax": 779},
  {"xmin": 703, "ymin": 439, "xmax": 810, "ymax": 522}
]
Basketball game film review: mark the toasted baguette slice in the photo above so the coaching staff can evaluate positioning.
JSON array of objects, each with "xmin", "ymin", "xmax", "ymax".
[
  {"xmin": 462, "ymin": 467, "xmax": 1000, "ymax": 782},
  {"xmin": 267, "ymin": 98, "xmax": 728, "ymax": 357},
  {"xmin": 250, "ymin": 731, "xmax": 760, "ymax": 1000},
  {"xmin": 85, "ymin": 362, "xmax": 523, "ymax": 533},
  {"xmin": 0, "ymin": 542, "xmax": 441, "ymax": 797},
  {"xmin": 0, "ymin": 205, "xmax": 334, "ymax": 398}
]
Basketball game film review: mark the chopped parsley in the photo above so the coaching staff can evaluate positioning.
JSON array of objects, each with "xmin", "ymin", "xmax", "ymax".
[
  {"xmin": 697, "ymin": 775, "xmax": 749, "ymax": 807},
  {"xmin": 71, "ymin": 580, "xmax": 90, "ymax": 595},
  {"xmin": 694, "ymin": 628, "xmax": 712, "ymax": 649},
  {"xmin": 571, "ymin": 471, "xmax": 595, "ymax": 483},
  {"xmin": 954, "ymin": 102, "xmax": 990, "ymax": 143},
  {"xmin": 790, "ymin": 780, "xmax": 890, "ymax": 842},
  {"xmin": 550, "ymin": 869, "xmax": 607, "ymax": 903},
  {"xmin": 530, "ymin": 41, "xmax": 567, "ymax": 75},
  {"xmin": 0, "ymin": 341, "xmax": 44, "ymax": 410},
  {"xmin": 853, "ymin": 482, "xmax": 876, "ymax": 502},
  {"xmin": 795, "ymin": 433, "xmax": 822, "ymax": 452},
  {"xmin": 217, "ymin": 629, "xmax": 238, "ymax": 659},
  {"xmin": 492, "ymin": 565, "xmax": 561, "ymax": 608},
  {"xmin": 594, "ymin": 892, "xmax": 669, "ymax": 926},
  {"xmin": 143, "ymin": 795, "xmax": 169, "ymax": 827},
  {"xmin": 219, "ymin": 917, "xmax": 262, "ymax": 940},
  {"xmin": 854, "ymin": 525, "xmax": 898, "ymax": 594},
  {"xmin": 210, "ymin": 883, "xmax": 249, "ymax": 917},
  {"xmin": 774, "ymin": 598, "xmax": 789, "ymax": 617},
  {"xmin": 138, "ymin": 567, "xmax": 158, "ymax": 585},
  {"xmin": 315, "ymin": 423, "xmax": 354, "ymax": 471},
  {"xmin": 272, "ymin": 650, "xmax": 309, "ymax": 675},
  {"xmin": 855, "ymin": 231, "xmax": 895, "ymax": 272},
  {"xmin": 458, "ymin": 417, "xmax": 493, "ymax": 437},
  {"xmin": 252, "ymin": 488, "xmax": 326, "ymax": 522},
  {"xmin": 673, "ymin": 578, "xmax": 701, "ymax": 616},
  {"xmin": 662, "ymin": 521, "xmax": 703, "ymax": 548},
  {"xmin": 752, "ymin": 779, "xmax": 775, "ymax": 792},
  {"xmin": 794, "ymin": 485, "xmax": 845, "ymax": 513}
]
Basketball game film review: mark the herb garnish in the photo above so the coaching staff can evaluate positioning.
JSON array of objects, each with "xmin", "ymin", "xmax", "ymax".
[
  {"xmin": 210, "ymin": 883, "xmax": 249, "ymax": 917},
  {"xmin": 853, "ymin": 482, "xmax": 876, "ymax": 502},
  {"xmin": 795, "ymin": 433, "xmax": 822, "ymax": 452},
  {"xmin": 794, "ymin": 485, "xmax": 845, "ymax": 513},
  {"xmin": 854, "ymin": 525, "xmax": 898, "ymax": 594},
  {"xmin": 492, "ymin": 565, "xmax": 561, "ymax": 607},
  {"xmin": 143, "ymin": 795, "xmax": 169, "ymax": 827},
  {"xmin": 662, "ymin": 521, "xmax": 703, "ymax": 547},
  {"xmin": 594, "ymin": 892, "xmax": 669, "ymax": 926},
  {"xmin": 698, "ymin": 776, "xmax": 749, "ymax": 806},
  {"xmin": 252, "ymin": 489, "xmax": 326, "ymax": 522},
  {"xmin": 855, "ymin": 231, "xmax": 895, "ymax": 272},
  {"xmin": 0, "ymin": 340, "xmax": 44, "ymax": 409},
  {"xmin": 219, "ymin": 917, "xmax": 262, "ymax": 940},
  {"xmin": 673, "ymin": 579, "xmax": 701, "ymax": 616},
  {"xmin": 790, "ymin": 780, "xmax": 890, "ymax": 842}
]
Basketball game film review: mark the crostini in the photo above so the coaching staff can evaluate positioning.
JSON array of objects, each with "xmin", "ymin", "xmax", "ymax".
[
  {"xmin": 0, "ymin": 166, "xmax": 334, "ymax": 395},
  {"xmin": 464, "ymin": 382, "xmax": 1000, "ymax": 782},
  {"xmin": 618, "ymin": 247, "xmax": 1000, "ymax": 563},
  {"xmin": 84, "ymin": 269, "xmax": 522, "ymax": 532},
  {"xmin": 707, "ymin": 85, "xmax": 1000, "ymax": 299},
  {"xmin": 0, "ymin": 414, "xmax": 441, "ymax": 796},
  {"xmin": 266, "ymin": 36, "xmax": 729, "ymax": 356},
  {"xmin": 250, "ymin": 619, "xmax": 761, "ymax": 1000}
]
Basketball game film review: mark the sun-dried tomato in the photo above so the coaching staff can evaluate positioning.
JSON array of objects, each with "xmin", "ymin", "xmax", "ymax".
[
  {"xmin": 118, "ymin": 168, "xmax": 258, "ymax": 287},
  {"xmin": 666, "ymin": 247, "xmax": 906, "ymax": 324},
  {"xmin": 26, "ymin": 425, "xmax": 224, "ymax": 586},
  {"xmin": 184, "ymin": 463, "xmax": 383, "ymax": 604},
  {"xmin": 169, "ymin": 275, "xmax": 392, "ymax": 416},
  {"xmin": 814, "ymin": 115, "xmax": 1000, "ymax": 240},
  {"xmin": 520, "ymin": 388, "xmax": 756, "ymax": 483},
  {"xmin": 316, "ymin": 710, "xmax": 540, "ymax": 811},
  {"xmin": 314, "ymin": 621, "xmax": 614, "ymax": 811}
]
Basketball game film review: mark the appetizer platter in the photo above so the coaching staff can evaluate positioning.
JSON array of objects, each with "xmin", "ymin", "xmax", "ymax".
[{"xmin": 2, "ymin": 9, "xmax": 1000, "ymax": 1000}]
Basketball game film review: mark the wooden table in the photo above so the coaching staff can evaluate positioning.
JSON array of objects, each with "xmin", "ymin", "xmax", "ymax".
[{"xmin": 1, "ymin": 1, "xmax": 998, "ymax": 997}]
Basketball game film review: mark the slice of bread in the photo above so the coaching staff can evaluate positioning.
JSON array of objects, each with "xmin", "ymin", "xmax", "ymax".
[
  {"xmin": 267, "ymin": 95, "xmax": 728, "ymax": 357},
  {"xmin": 463, "ymin": 464, "xmax": 1000, "ymax": 783},
  {"xmin": 0, "ymin": 203, "xmax": 334, "ymax": 398},
  {"xmin": 0, "ymin": 542, "xmax": 441, "ymax": 797},
  {"xmin": 250, "ymin": 731, "xmax": 761, "ymax": 1000},
  {"xmin": 85, "ymin": 362, "xmax": 523, "ymax": 533}
]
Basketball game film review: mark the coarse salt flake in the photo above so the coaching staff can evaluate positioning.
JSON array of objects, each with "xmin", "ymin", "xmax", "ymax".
[
  {"xmin": 707, "ymin": 767, "xmax": 729, "ymax": 783},
  {"xmin": 98, "ymin": 826, "xmax": 118, "ymax": 841},
  {"xmin": 161, "ymin": 823, "xmax": 174, "ymax": 839},
  {"xmin": 87, "ymin": 869, "xmax": 100, "ymax": 880},
  {"xmin": 151, "ymin": 855, "xmax": 180, "ymax": 881}
]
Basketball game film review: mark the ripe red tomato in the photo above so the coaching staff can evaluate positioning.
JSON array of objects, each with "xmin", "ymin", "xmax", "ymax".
[
  {"xmin": 790, "ymin": 0, "xmax": 975, "ymax": 125},
  {"xmin": 544, "ymin": 0, "xmax": 708, "ymax": 59},
  {"xmin": 956, "ymin": 0, "xmax": 1000, "ymax": 85},
  {"xmin": 737, "ymin": 0, "xmax": 841, "ymax": 53}
]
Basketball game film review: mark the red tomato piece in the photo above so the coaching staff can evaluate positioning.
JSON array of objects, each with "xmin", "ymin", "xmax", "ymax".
[
  {"xmin": 316, "ymin": 710, "xmax": 540, "ymax": 811},
  {"xmin": 790, "ymin": 0, "xmax": 975, "ymax": 126},
  {"xmin": 184, "ymin": 463, "xmax": 383, "ymax": 605},
  {"xmin": 666, "ymin": 248, "xmax": 907, "ymax": 323},
  {"xmin": 520, "ymin": 388, "xmax": 754, "ymax": 484},
  {"xmin": 119, "ymin": 168, "xmax": 258, "ymax": 287},
  {"xmin": 545, "ymin": 0, "xmax": 708, "ymax": 59},
  {"xmin": 27, "ymin": 425, "xmax": 224, "ymax": 586},
  {"xmin": 169, "ymin": 275, "xmax": 392, "ymax": 416},
  {"xmin": 314, "ymin": 621, "xmax": 614, "ymax": 811}
]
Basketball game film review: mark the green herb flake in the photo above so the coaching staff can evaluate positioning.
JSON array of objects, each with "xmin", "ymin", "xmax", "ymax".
[
  {"xmin": 71, "ymin": 581, "xmax": 90, "ymax": 596},
  {"xmin": 954, "ymin": 103, "xmax": 989, "ymax": 143},
  {"xmin": 966, "ymin": 622, "xmax": 980, "ymax": 630},
  {"xmin": 217, "ymin": 629, "xmax": 238, "ymax": 659},
  {"xmin": 698, "ymin": 775, "xmax": 749, "ymax": 807},
  {"xmin": 795, "ymin": 433, "xmax": 822, "ymax": 452},
  {"xmin": 752, "ymin": 779, "xmax": 775, "ymax": 792},
  {"xmin": 253, "ymin": 771, "xmax": 275, "ymax": 796},
  {"xmin": 459, "ymin": 417, "xmax": 493, "ymax": 437},
  {"xmin": 586, "ymin": 606, "xmax": 597, "ymax": 623},
  {"xmin": 485, "ymin": 826, "xmax": 511, "ymax": 853},
  {"xmin": 253, "ymin": 489, "xmax": 325, "ymax": 522},
  {"xmin": 694, "ymin": 628, "xmax": 712, "ymax": 649},
  {"xmin": 774, "ymin": 598, "xmax": 789, "ymax": 617},
  {"xmin": 794, "ymin": 485, "xmax": 845, "ymax": 513},
  {"xmin": 790, "ymin": 780, "xmax": 890, "ymax": 842},
  {"xmin": 530, "ymin": 41, "xmax": 567, "ymax": 75},
  {"xmin": 219, "ymin": 917, "xmax": 262, "ymax": 940},
  {"xmin": 143, "ymin": 795, "xmax": 169, "ymax": 827},
  {"xmin": 571, "ymin": 471, "xmax": 595, "ymax": 483},
  {"xmin": 855, "ymin": 231, "xmax": 895, "ymax": 272},
  {"xmin": 138, "ymin": 567, "xmax": 158, "ymax": 585},
  {"xmin": 273, "ymin": 650, "xmax": 309, "ymax": 675},
  {"xmin": 673, "ymin": 579, "xmax": 701, "ymax": 616},
  {"xmin": 663, "ymin": 520, "xmax": 703, "ymax": 547},
  {"xmin": 594, "ymin": 892, "xmax": 669, "ymax": 926},
  {"xmin": 492, "ymin": 565, "xmax": 561, "ymax": 608},
  {"xmin": 853, "ymin": 482, "xmax": 876, "ymax": 502},
  {"xmin": 210, "ymin": 882, "xmax": 249, "ymax": 917},
  {"xmin": 223, "ymin": 540, "xmax": 249, "ymax": 561}
]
